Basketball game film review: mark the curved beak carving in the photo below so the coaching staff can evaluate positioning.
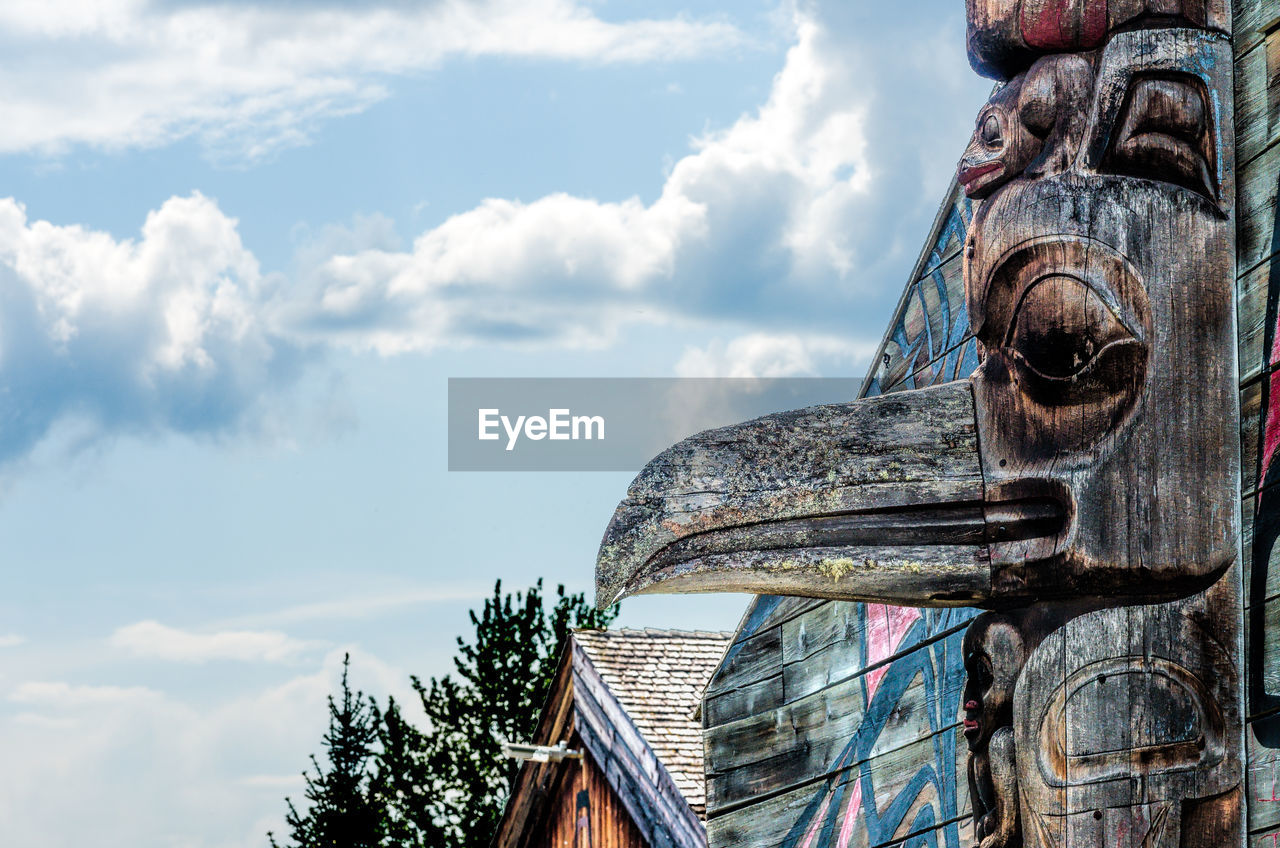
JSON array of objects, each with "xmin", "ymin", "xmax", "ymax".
[
  {"xmin": 595, "ymin": 381, "xmax": 1065, "ymax": 609},
  {"xmin": 597, "ymin": 27, "xmax": 1240, "ymax": 617}
]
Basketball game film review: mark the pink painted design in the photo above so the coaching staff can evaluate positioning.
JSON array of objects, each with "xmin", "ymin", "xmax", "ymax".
[
  {"xmin": 1270, "ymin": 303, "xmax": 1280, "ymax": 366},
  {"xmin": 864, "ymin": 604, "xmax": 922, "ymax": 698},
  {"xmin": 795, "ymin": 605, "xmax": 926, "ymax": 848},
  {"xmin": 798, "ymin": 793, "xmax": 835, "ymax": 848},
  {"xmin": 835, "ymin": 780, "xmax": 863, "ymax": 848}
]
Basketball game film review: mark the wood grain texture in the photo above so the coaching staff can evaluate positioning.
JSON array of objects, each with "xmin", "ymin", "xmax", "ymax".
[
  {"xmin": 535, "ymin": 753, "xmax": 652, "ymax": 848},
  {"xmin": 869, "ymin": 252, "xmax": 970, "ymax": 394},
  {"xmin": 705, "ymin": 630, "xmax": 967, "ymax": 810},
  {"xmin": 595, "ymin": 380, "xmax": 999, "ymax": 609}
]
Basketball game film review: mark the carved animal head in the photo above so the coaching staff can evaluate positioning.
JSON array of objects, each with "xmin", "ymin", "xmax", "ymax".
[
  {"xmin": 959, "ymin": 55, "xmax": 1093, "ymax": 199},
  {"xmin": 968, "ymin": 27, "xmax": 1235, "ymax": 601},
  {"xmin": 593, "ymin": 26, "xmax": 1236, "ymax": 612}
]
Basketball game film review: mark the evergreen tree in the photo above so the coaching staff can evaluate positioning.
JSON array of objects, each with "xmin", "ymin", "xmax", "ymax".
[
  {"xmin": 375, "ymin": 579, "xmax": 617, "ymax": 848},
  {"xmin": 270, "ymin": 654, "xmax": 387, "ymax": 848}
]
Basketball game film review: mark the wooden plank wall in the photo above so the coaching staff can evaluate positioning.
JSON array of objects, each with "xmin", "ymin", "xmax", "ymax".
[
  {"xmin": 1238, "ymin": 1, "xmax": 1280, "ymax": 843},
  {"xmin": 703, "ymin": 0, "xmax": 1280, "ymax": 842},
  {"xmin": 701, "ymin": 184, "xmax": 982, "ymax": 848},
  {"xmin": 537, "ymin": 746, "xmax": 651, "ymax": 848}
]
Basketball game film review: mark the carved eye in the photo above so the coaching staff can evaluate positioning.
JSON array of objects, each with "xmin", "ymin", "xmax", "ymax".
[
  {"xmin": 1005, "ymin": 274, "xmax": 1145, "ymax": 407},
  {"xmin": 1008, "ymin": 276, "xmax": 1131, "ymax": 380},
  {"xmin": 980, "ymin": 113, "xmax": 1003, "ymax": 148},
  {"xmin": 1104, "ymin": 76, "xmax": 1215, "ymax": 199}
]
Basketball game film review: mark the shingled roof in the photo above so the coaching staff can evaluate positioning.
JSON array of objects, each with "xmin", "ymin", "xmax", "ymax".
[{"xmin": 572, "ymin": 628, "xmax": 732, "ymax": 818}]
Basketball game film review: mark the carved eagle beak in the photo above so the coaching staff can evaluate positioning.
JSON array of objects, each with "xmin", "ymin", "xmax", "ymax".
[{"xmin": 594, "ymin": 380, "xmax": 1066, "ymax": 609}]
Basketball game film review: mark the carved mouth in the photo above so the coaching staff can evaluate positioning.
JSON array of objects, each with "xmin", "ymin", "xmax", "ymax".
[
  {"xmin": 595, "ymin": 381, "xmax": 1068, "ymax": 609},
  {"xmin": 959, "ymin": 162, "xmax": 1003, "ymax": 195},
  {"xmin": 614, "ymin": 498, "xmax": 1065, "ymax": 605}
]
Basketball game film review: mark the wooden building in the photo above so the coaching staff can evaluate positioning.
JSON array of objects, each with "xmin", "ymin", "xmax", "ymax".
[{"xmin": 494, "ymin": 629, "xmax": 731, "ymax": 848}]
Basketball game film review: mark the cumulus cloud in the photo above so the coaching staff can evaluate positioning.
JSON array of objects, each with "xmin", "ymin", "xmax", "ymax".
[
  {"xmin": 0, "ymin": 1, "xmax": 989, "ymax": 467},
  {"xmin": 0, "ymin": 192, "xmax": 300, "ymax": 466},
  {"xmin": 0, "ymin": 649, "xmax": 415, "ymax": 848},
  {"xmin": 291, "ymin": 2, "xmax": 988, "ymax": 351},
  {"xmin": 674, "ymin": 332, "xmax": 876, "ymax": 378},
  {"xmin": 0, "ymin": 0, "xmax": 743, "ymax": 160},
  {"xmin": 109, "ymin": 621, "xmax": 316, "ymax": 663}
]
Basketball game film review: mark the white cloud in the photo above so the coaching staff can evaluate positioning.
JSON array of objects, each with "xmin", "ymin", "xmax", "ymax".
[
  {"xmin": 288, "ymin": 3, "xmax": 985, "ymax": 355},
  {"xmin": 0, "ymin": 191, "xmax": 297, "ymax": 465},
  {"xmin": 0, "ymin": 634, "xmax": 25, "ymax": 648},
  {"xmin": 11, "ymin": 681, "xmax": 161, "ymax": 706},
  {"xmin": 0, "ymin": 649, "xmax": 417, "ymax": 848},
  {"xmin": 109, "ymin": 621, "xmax": 316, "ymax": 663},
  {"xmin": 220, "ymin": 584, "xmax": 493, "ymax": 628},
  {"xmin": 674, "ymin": 332, "xmax": 876, "ymax": 378},
  {"xmin": 0, "ymin": 0, "xmax": 743, "ymax": 160},
  {"xmin": 0, "ymin": 2, "xmax": 988, "ymax": 467}
]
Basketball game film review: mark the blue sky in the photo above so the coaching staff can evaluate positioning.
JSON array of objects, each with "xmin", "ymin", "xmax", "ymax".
[{"xmin": 0, "ymin": 2, "xmax": 990, "ymax": 845}]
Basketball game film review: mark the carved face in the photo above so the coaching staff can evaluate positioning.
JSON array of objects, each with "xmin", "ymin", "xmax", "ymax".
[
  {"xmin": 960, "ymin": 54, "xmax": 1095, "ymax": 199},
  {"xmin": 967, "ymin": 27, "xmax": 1237, "ymax": 602},
  {"xmin": 962, "ymin": 614, "xmax": 1027, "ymax": 749},
  {"xmin": 590, "ymin": 29, "xmax": 1237, "ymax": 613}
]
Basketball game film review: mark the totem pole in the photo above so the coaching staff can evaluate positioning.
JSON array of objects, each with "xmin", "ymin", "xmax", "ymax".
[{"xmin": 595, "ymin": 4, "xmax": 1243, "ymax": 847}]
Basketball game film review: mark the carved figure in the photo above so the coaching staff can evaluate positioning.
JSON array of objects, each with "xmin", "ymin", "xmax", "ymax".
[
  {"xmin": 964, "ymin": 613, "xmax": 1027, "ymax": 848},
  {"xmin": 959, "ymin": 55, "xmax": 1093, "ymax": 198},
  {"xmin": 594, "ymin": 6, "xmax": 1243, "ymax": 847}
]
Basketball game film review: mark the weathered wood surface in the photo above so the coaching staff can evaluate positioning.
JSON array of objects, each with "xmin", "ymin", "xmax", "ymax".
[
  {"xmin": 705, "ymin": 614, "xmax": 967, "ymax": 811},
  {"xmin": 595, "ymin": 381, "xmax": 1000, "ymax": 609},
  {"xmin": 1234, "ymin": 0, "xmax": 1277, "ymax": 57},
  {"xmin": 706, "ymin": 728, "xmax": 972, "ymax": 848},
  {"xmin": 1239, "ymin": 11, "xmax": 1280, "ymax": 848},
  {"xmin": 572, "ymin": 642, "xmax": 708, "ymax": 848},
  {"xmin": 701, "ymin": 602, "xmax": 977, "ymax": 846},
  {"xmin": 963, "ymin": 18, "xmax": 1243, "ymax": 847},
  {"xmin": 536, "ymin": 753, "xmax": 652, "ymax": 848}
]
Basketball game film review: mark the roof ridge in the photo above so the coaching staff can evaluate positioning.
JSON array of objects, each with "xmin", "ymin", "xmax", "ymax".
[{"xmin": 573, "ymin": 626, "xmax": 734, "ymax": 639}]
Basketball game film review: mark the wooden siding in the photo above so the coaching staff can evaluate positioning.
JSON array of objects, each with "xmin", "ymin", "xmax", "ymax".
[
  {"xmin": 1241, "ymin": 2, "xmax": 1280, "ymax": 845},
  {"xmin": 496, "ymin": 634, "xmax": 710, "ymax": 848},
  {"xmin": 537, "ymin": 747, "xmax": 651, "ymax": 848},
  {"xmin": 571, "ymin": 640, "xmax": 709, "ymax": 848}
]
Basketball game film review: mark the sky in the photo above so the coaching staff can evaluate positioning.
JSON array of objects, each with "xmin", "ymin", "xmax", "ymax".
[{"xmin": 0, "ymin": 2, "xmax": 991, "ymax": 846}]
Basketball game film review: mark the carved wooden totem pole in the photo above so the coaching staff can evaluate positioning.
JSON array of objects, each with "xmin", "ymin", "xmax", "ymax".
[{"xmin": 595, "ymin": 3, "xmax": 1244, "ymax": 847}]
